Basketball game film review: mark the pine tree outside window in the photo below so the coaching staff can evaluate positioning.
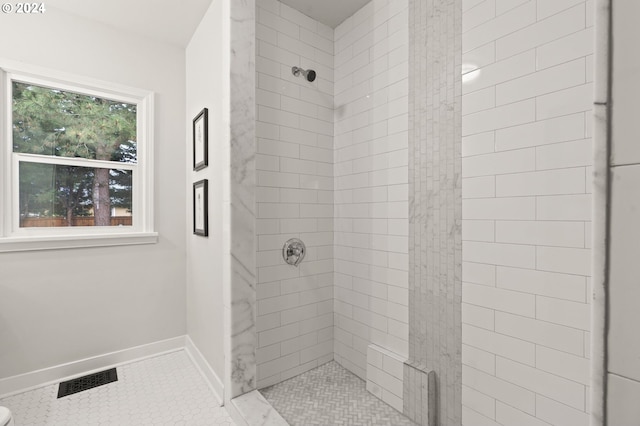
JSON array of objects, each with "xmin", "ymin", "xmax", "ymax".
[{"xmin": 0, "ymin": 64, "xmax": 156, "ymax": 251}]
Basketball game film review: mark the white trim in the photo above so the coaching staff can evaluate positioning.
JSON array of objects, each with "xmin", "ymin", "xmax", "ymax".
[
  {"xmin": 0, "ymin": 336, "xmax": 184, "ymax": 399},
  {"xmin": 0, "ymin": 59, "xmax": 151, "ymax": 101},
  {"xmin": 14, "ymin": 153, "xmax": 137, "ymax": 170},
  {"xmin": 184, "ymin": 336, "xmax": 224, "ymax": 405},
  {"xmin": 0, "ymin": 68, "xmax": 9, "ymax": 239},
  {"xmin": 139, "ymin": 92, "xmax": 155, "ymax": 233},
  {"xmin": 0, "ymin": 60, "xmax": 156, "ymax": 251},
  {"xmin": 0, "ymin": 231, "xmax": 158, "ymax": 252}
]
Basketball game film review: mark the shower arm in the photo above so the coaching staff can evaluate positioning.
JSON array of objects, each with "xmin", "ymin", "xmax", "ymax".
[{"xmin": 291, "ymin": 66, "xmax": 316, "ymax": 82}]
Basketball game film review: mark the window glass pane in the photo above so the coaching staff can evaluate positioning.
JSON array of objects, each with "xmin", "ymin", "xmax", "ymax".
[
  {"xmin": 19, "ymin": 162, "xmax": 133, "ymax": 227},
  {"xmin": 12, "ymin": 81, "xmax": 137, "ymax": 163}
]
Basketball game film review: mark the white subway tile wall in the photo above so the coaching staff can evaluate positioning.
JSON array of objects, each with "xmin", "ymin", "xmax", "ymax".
[
  {"xmin": 608, "ymin": 1, "xmax": 640, "ymax": 422},
  {"xmin": 333, "ymin": 0, "xmax": 410, "ymax": 381},
  {"xmin": 366, "ymin": 344, "xmax": 406, "ymax": 412},
  {"xmin": 461, "ymin": 1, "xmax": 593, "ymax": 425},
  {"xmin": 255, "ymin": 0, "xmax": 335, "ymax": 389}
]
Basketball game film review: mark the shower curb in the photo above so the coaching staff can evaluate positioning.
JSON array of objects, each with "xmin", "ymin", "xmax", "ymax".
[{"xmin": 231, "ymin": 390, "xmax": 289, "ymax": 426}]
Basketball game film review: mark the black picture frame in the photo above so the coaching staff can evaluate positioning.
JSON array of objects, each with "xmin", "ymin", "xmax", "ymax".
[
  {"xmin": 193, "ymin": 179, "xmax": 208, "ymax": 236},
  {"xmin": 193, "ymin": 108, "xmax": 208, "ymax": 171}
]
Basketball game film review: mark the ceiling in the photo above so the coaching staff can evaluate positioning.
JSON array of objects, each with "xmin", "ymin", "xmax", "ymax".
[
  {"xmin": 280, "ymin": 0, "xmax": 371, "ymax": 28},
  {"xmin": 45, "ymin": 0, "xmax": 213, "ymax": 47},
  {"xmin": 44, "ymin": 0, "xmax": 369, "ymax": 47}
]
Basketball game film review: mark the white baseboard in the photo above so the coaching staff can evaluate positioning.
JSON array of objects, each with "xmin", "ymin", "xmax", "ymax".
[
  {"xmin": 0, "ymin": 336, "xmax": 184, "ymax": 399},
  {"xmin": 184, "ymin": 335, "xmax": 224, "ymax": 405}
]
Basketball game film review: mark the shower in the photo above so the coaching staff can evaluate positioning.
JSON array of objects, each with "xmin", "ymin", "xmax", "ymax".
[
  {"xmin": 254, "ymin": 0, "xmax": 414, "ymax": 423},
  {"xmin": 291, "ymin": 66, "xmax": 316, "ymax": 82}
]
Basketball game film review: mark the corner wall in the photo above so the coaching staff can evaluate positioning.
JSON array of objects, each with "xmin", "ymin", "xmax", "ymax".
[
  {"xmin": 333, "ymin": 0, "xmax": 410, "ymax": 383},
  {"xmin": 186, "ymin": 0, "xmax": 228, "ymax": 397},
  {"xmin": 461, "ymin": 1, "xmax": 593, "ymax": 425},
  {"xmin": 227, "ymin": 0, "xmax": 257, "ymax": 399},
  {"xmin": 254, "ymin": 0, "xmax": 335, "ymax": 389},
  {"xmin": 331, "ymin": 0, "xmax": 410, "ymax": 414}
]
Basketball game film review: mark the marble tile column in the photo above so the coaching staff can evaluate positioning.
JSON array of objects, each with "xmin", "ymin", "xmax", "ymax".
[
  {"xmin": 591, "ymin": 0, "xmax": 610, "ymax": 424},
  {"xmin": 228, "ymin": 0, "xmax": 257, "ymax": 400},
  {"xmin": 404, "ymin": 0, "xmax": 462, "ymax": 425}
]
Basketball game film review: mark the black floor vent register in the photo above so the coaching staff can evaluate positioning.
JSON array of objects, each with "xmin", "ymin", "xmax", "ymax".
[{"xmin": 57, "ymin": 368, "xmax": 118, "ymax": 398}]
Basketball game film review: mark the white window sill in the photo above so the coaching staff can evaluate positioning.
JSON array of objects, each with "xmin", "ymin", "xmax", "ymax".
[{"xmin": 0, "ymin": 232, "xmax": 158, "ymax": 253}]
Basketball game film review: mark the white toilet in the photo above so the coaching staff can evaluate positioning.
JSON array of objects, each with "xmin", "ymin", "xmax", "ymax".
[{"xmin": 0, "ymin": 407, "xmax": 14, "ymax": 426}]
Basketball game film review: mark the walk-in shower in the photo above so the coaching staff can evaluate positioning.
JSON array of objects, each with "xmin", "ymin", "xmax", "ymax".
[
  {"xmin": 253, "ymin": 0, "xmax": 416, "ymax": 424},
  {"xmin": 225, "ymin": 0, "xmax": 597, "ymax": 424}
]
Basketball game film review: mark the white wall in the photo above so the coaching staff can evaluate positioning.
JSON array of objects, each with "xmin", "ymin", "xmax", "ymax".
[
  {"xmin": 186, "ymin": 0, "xmax": 227, "ymax": 390},
  {"xmin": 254, "ymin": 0, "xmax": 335, "ymax": 389},
  {"xmin": 333, "ymin": 0, "xmax": 409, "ymax": 381},
  {"xmin": 0, "ymin": 7, "xmax": 186, "ymax": 379},
  {"xmin": 461, "ymin": 1, "xmax": 593, "ymax": 425},
  {"xmin": 607, "ymin": 0, "xmax": 640, "ymax": 423}
]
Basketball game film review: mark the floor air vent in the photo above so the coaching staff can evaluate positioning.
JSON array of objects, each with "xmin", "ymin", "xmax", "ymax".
[{"xmin": 57, "ymin": 368, "xmax": 118, "ymax": 398}]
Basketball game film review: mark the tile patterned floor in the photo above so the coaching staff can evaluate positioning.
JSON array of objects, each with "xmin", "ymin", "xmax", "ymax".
[
  {"xmin": 260, "ymin": 361, "xmax": 417, "ymax": 426},
  {"xmin": 0, "ymin": 350, "xmax": 235, "ymax": 426}
]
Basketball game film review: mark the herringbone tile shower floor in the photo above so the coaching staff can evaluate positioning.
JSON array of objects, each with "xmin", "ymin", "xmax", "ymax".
[{"xmin": 260, "ymin": 361, "xmax": 416, "ymax": 426}]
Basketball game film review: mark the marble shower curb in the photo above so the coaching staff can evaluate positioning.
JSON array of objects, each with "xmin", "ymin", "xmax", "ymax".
[{"xmin": 231, "ymin": 391, "xmax": 288, "ymax": 426}]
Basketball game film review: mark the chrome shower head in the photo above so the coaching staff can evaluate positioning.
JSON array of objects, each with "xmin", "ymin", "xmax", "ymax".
[{"xmin": 292, "ymin": 66, "xmax": 316, "ymax": 82}]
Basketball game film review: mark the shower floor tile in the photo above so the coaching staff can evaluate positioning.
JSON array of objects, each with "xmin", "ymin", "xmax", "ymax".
[
  {"xmin": 260, "ymin": 361, "xmax": 417, "ymax": 426},
  {"xmin": 0, "ymin": 350, "xmax": 235, "ymax": 426}
]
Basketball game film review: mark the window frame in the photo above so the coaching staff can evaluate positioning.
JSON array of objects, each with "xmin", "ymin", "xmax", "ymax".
[{"xmin": 0, "ymin": 62, "xmax": 157, "ymax": 252}]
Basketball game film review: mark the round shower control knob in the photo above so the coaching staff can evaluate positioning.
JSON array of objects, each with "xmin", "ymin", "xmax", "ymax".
[{"xmin": 283, "ymin": 238, "xmax": 306, "ymax": 267}]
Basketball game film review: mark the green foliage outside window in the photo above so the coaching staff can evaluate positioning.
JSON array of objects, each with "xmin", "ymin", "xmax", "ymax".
[{"xmin": 12, "ymin": 82, "xmax": 137, "ymax": 227}]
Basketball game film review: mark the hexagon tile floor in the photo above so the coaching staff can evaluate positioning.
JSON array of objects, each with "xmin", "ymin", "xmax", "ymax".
[
  {"xmin": 0, "ymin": 350, "xmax": 235, "ymax": 425},
  {"xmin": 260, "ymin": 361, "xmax": 417, "ymax": 426}
]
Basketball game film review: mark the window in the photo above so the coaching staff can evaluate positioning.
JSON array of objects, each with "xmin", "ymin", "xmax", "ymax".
[{"xmin": 0, "ymin": 64, "xmax": 156, "ymax": 251}]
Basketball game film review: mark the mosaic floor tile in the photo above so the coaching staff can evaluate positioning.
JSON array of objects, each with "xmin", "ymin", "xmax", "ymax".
[
  {"xmin": 260, "ymin": 361, "xmax": 416, "ymax": 426},
  {"xmin": 0, "ymin": 351, "xmax": 235, "ymax": 425}
]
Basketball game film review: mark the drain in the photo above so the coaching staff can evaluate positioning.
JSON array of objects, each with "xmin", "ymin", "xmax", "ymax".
[{"xmin": 57, "ymin": 368, "xmax": 118, "ymax": 398}]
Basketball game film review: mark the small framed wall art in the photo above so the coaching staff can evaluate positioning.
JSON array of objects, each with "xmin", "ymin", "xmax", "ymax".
[
  {"xmin": 193, "ymin": 179, "xmax": 208, "ymax": 236},
  {"xmin": 193, "ymin": 107, "xmax": 208, "ymax": 171}
]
